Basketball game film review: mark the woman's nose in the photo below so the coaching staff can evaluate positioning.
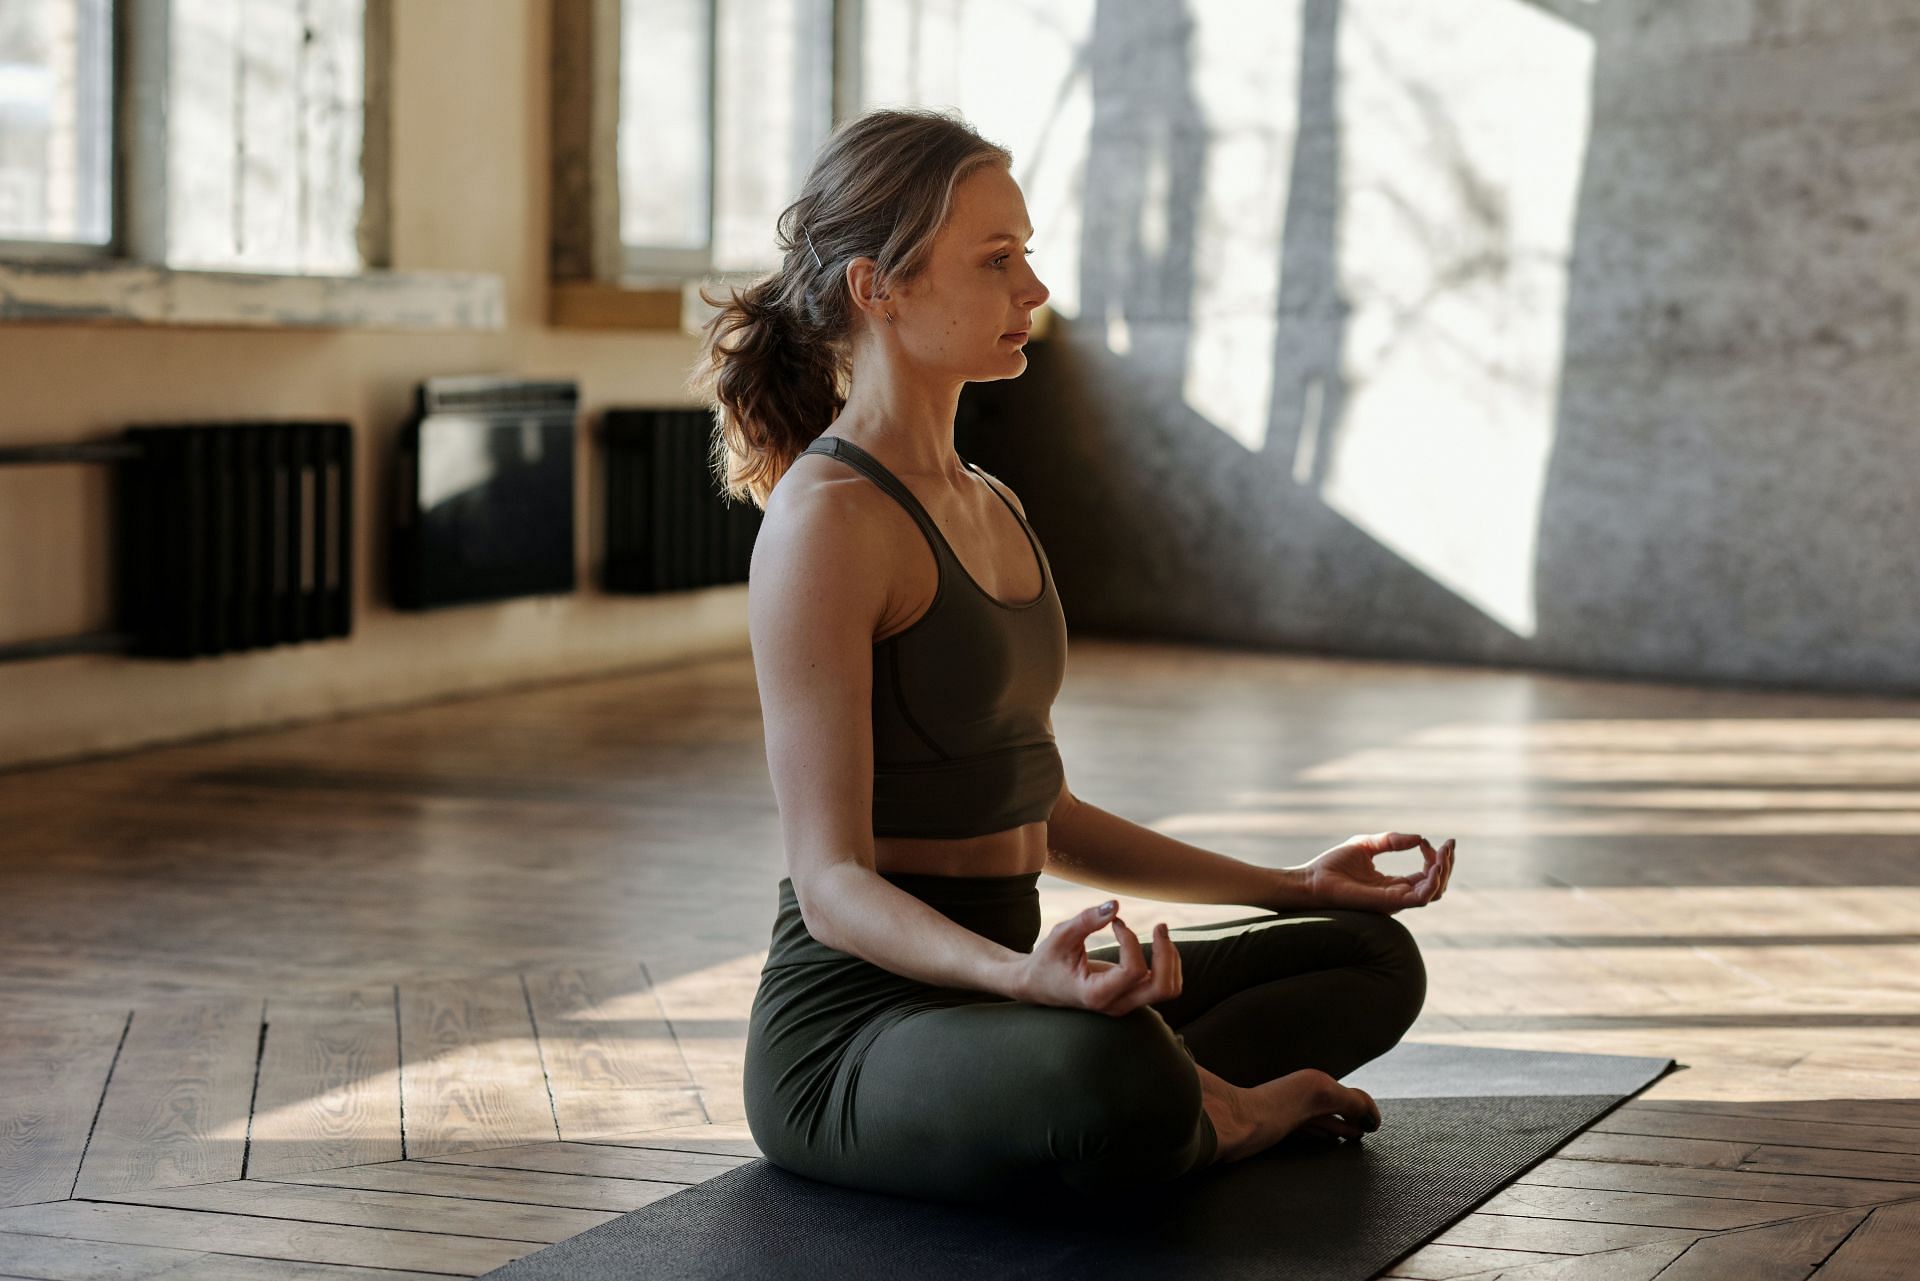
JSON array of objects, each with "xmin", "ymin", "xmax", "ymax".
[{"xmin": 1025, "ymin": 271, "xmax": 1049, "ymax": 309}]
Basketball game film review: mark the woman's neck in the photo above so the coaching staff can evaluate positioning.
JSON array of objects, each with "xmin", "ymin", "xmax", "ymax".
[{"xmin": 830, "ymin": 382, "xmax": 965, "ymax": 477}]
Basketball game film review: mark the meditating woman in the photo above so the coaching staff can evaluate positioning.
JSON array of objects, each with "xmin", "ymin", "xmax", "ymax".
[{"xmin": 691, "ymin": 106, "xmax": 1455, "ymax": 1208}]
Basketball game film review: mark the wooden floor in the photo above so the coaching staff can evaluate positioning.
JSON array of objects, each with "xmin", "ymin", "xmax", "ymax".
[{"xmin": 3, "ymin": 637, "xmax": 1918, "ymax": 1279}]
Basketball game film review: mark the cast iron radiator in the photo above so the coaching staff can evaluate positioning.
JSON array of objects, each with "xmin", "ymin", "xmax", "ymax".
[
  {"xmin": 116, "ymin": 421, "xmax": 354, "ymax": 658},
  {"xmin": 601, "ymin": 407, "xmax": 761, "ymax": 593}
]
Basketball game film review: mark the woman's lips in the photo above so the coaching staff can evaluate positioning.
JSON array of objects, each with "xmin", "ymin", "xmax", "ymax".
[{"xmin": 1002, "ymin": 331, "xmax": 1030, "ymax": 342}]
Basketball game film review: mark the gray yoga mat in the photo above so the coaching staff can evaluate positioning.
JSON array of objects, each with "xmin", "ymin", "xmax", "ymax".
[{"xmin": 481, "ymin": 1041, "xmax": 1677, "ymax": 1281}]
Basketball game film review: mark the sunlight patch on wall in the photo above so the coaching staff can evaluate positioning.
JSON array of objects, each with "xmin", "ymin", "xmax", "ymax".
[
  {"xmin": 1319, "ymin": 0, "xmax": 1593, "ymax": 638},
  {"xmin": 1180, "ymin": 3, "xmax": 1301, "ymax": 453}
]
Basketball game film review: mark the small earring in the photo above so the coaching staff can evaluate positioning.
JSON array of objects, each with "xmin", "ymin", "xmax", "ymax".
[{"xmin": 885, "ymin": 312, "xmax": 894, "ymax": 325}]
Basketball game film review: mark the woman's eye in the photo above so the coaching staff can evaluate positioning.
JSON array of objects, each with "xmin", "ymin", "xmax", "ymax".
[{"xmin": 992, "ymin": 248, "xmax": 1035, "ymax": 268}]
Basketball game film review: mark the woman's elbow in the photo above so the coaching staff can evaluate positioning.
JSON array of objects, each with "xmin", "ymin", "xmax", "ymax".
[{"xmin": 790, "ymin": 865, "xmax": 855, "ymax": 950}]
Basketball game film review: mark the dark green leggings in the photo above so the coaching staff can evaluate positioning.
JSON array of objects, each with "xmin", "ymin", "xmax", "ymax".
[{"xmin": 743, "ymin": 869, "xmax": 1426, "ymax": 1207}]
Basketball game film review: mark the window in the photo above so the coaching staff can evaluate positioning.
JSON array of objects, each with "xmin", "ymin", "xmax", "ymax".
[
  {"xmin": 148, "ymin": 0, "xmax": 373, "ymax": 275},
  {"xmin": 551, "ymin": 0, "xmax": 852, "ymax": 293},
  {"xmin": 1, "ymin": 0, "xmax": 376, "ymax": 272},
  {"xmin": 619, "ymin": 0, "xmax": 836, "ymax": 277},
  {"xmin": 0, "ymin": 0, "xmax": 500, "ymax": 330},
  {"xmin": 0, "ymin": 0, "xmax": 113, "ymax": 256}
]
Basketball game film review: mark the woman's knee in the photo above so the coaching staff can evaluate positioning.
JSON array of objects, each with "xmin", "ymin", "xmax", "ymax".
[
  {"xmin": 1337, "ymin": 908, "xmax": 1428, "ymax": 1031},
  {"xmin": 1038, "ymin": 1007, "xmax": 1207, "ymax": 1161}
]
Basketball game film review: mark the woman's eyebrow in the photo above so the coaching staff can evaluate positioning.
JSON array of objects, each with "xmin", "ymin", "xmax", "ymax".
[{"xmin": 978, "ymin": 227, "xmax": 1036, "ymax": 246}]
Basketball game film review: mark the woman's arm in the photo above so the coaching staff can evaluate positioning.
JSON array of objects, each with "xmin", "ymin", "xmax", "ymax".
[
  {"xmin": 794, "ymin": 861, "xmax": 1029, "ymax": 996},
  {"xmin": 1045, "ymin": 785, "xmax": 1318, "ymax": 911},
  {"xmin": 1047, "ymin": 782, "xmax": 1453, "ymax": 916}
]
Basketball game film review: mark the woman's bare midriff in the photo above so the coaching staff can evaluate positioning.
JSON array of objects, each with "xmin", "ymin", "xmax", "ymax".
[{"xmin": 873, "ymin": 823, "xmax": 1049, "ymax": 878}]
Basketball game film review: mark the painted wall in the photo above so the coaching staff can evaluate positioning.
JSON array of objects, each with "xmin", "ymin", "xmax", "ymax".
[{"xmin": 0, "ymin": 0, "xmax": 745, "ymax": 771}]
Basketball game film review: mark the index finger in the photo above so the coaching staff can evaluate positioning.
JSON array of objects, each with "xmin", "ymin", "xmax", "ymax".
[
  {"xmin": 1356, "ymin": 831, "xmax": 1426, "ymax": 854},
  {"xmin": 1052, "ymin": 900, "xmax": 1123, "ymax": 952}
]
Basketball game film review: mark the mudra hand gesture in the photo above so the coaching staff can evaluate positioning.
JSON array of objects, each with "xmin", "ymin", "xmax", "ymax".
[
  {"xmin": 1015, "ymin": 900, "xmax": 1181, "ymax": 1015},
  {"xmin": 1304, "ymin": 832, "xmax": 1454, "ymax": 915}
]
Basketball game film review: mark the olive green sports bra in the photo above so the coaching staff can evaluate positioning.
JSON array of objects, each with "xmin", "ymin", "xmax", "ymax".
[{"xmin": 799, "ymin": 435, "xmax": 1067, "ymax": 839}]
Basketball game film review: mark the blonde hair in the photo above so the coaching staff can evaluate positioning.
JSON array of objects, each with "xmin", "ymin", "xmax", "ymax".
[{"xmin": 686, "ymin": 107, "xmax": 1013, "ymax": 509}]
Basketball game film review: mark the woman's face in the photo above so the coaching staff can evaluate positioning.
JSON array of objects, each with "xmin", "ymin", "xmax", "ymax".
[{"xmin": 886, "ymin": 162, "xmax": 1050, "ymax": 379}]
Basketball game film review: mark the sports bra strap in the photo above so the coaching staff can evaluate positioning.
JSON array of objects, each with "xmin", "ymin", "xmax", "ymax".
[{"xmin": 800, "ymin": 436, "xmax": 947, "ymax": 549}]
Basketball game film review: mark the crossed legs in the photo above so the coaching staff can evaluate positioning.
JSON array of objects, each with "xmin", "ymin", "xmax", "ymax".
[
  {"xmin": 1100, "ymin": 905, "xmax": 1430, "ymax": 1086},
  {"xmin": 811, "ymin": 905, "xmax": 1427, "ymax": 1206}
]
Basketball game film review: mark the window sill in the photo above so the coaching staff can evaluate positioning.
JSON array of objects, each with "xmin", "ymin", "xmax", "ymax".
[
  {"xmin": 549, "ymin": 277, "xmax": 1057, "ymax": 341},
  {"xmin": 0, "ymin": 259, "xmax": 505, "ymax": 331}
]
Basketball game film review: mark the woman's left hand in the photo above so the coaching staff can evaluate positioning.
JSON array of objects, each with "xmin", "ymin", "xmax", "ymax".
[{"xmin": 1303, "ymin": 832, "xmax": 1453, "ymax": 915}]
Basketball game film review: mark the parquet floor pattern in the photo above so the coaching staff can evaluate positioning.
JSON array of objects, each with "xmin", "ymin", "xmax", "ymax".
[{"xmin": 3, "ymin": 639, "xmax": 1918, "ymax": 1278}]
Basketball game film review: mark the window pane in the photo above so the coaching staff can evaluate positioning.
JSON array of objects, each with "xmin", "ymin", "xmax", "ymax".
[
  {"xmin": 858, "ymin": 0, "xmax": 965, "ymax": 110},
  {"xmin": 618, "ymin": 0, "xmax": 710, "ymax": 252},
  {"xmin": 859, "ymin": 0, "xmax": 1091, "ymax": 319},
  {"xmin": 711, "ymin": 0, "xmax": 832, "ymax": 272},
  {"xmin": 0, "ymin": 0, "xmax": 112, "ymax": 245},
  {"xmin": 167, "ymin": 0, "xmax": 365, "ymax": 274}
]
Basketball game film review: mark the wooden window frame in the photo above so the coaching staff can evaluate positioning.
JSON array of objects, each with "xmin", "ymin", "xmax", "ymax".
[{"xmin": 548, "ymin": 0, "xmax": 862, "ymax": 332}]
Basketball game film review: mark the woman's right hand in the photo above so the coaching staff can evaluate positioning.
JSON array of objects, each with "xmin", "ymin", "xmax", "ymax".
[{"xmin": 1012, "ymin": 900, "xmax": 1181, "ymax": 1015}]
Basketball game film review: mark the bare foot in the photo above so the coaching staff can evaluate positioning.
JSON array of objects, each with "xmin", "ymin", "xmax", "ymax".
[{"xmin": 1199, "ymin": 1066, "xmax": 1380, "ymax": 1165}]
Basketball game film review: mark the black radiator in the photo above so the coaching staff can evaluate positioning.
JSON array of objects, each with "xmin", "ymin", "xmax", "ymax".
[
  {"xmin": 390, "ymin": 376, "xmax": 578, "ymax": 610},
  {"xmin": 115, "ymin": 421, "xmax": 354, "ymax": 658},
  {"xmin": 601, "ymin": 407, "xmax": 760, "ymax": 593}
]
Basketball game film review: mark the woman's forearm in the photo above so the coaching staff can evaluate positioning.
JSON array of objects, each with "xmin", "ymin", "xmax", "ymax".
[
  {"xmin": 1045, "ymin": 795, "xmax": 1318, "ymax": 911},
  {"xmin": 794, "ymin": 861, "xmax": 1030, "ymax": 998}
]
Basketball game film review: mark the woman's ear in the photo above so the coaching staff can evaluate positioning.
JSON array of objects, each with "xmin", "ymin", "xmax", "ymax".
[
  {"xmin": 844, "ymin": 253, "xmax": 894, "ymax": 318},
  {"xmin": 845, "ymin": 257, "xmax": 890, "ymax": 321}
]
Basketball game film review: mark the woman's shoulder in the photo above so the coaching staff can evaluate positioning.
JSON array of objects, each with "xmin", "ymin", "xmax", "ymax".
[
  {"xmin": 755, "ymin": 452, "xmax": 907, "ymax": 595},
  {"xmin": 769, "ymin": 446, "xmax": 897, "ymax": 529}
]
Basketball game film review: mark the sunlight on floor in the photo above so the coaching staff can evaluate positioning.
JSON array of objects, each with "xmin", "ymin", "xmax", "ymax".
[
  {"xmin": 1299, "ymin": 717, "xmax": 1920, "ymax": 781},
  {"xmin": 1103, "ymin": 713, "xmax": 1920, "ymax": 1103}
]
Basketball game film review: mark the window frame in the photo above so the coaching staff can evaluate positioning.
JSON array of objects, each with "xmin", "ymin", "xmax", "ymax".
[
  {"xmin": 548, "ymin": 0, "xmax": 864, "ymax": 331},
  {"xmin": 0, "ymin": 0, "xmax": 503, "ymax": 332}
]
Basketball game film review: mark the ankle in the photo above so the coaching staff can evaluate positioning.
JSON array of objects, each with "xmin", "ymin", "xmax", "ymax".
[{"xmin": 1197, "ymin": 1067, "xmax": 1257, "ymax": 1164}]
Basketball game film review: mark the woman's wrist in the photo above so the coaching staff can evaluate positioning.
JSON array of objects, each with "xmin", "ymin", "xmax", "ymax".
[
  {"xmin": 1265, "ymin": 865, "xmax": 1320, "ymax": 911},
  {"xmin": 994, "ymin": 951, "xmax": 1031, "ymax": 1002}
]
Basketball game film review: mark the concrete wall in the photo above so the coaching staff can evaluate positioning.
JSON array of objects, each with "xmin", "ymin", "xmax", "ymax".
[
  {"xmin": 946, "ymin": 0, "xmax": 1920, "ymax": 695},
  {"xmin": 0, "ymin": 0, "xmax": 745, "ymax": 772}
]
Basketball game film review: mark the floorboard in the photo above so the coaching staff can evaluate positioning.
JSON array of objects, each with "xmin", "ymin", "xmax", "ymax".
[
  {"xmin": 0, "ymin": 1200, "xmax": 526, "ymax": 1274},
  {"xmin": 72, "ymin": 997, "xmax": 261, "ymax": 1198},
  {"xmin": 246, "ymin": 987, "xmax": 401, "ymax": 1180},
  {"xmin": 1808, "ymin": 1198, "xmax": 1920, "ymax": 1280},
  {"xmin": 265, "ymin": 1161, "xmax": 687, "ymax": 1212}
]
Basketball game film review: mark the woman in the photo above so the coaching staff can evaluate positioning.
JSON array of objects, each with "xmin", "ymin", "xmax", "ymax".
[{"xmin": 691, "ymin": 107, "xmax": 1455, "ymax": 1208}]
